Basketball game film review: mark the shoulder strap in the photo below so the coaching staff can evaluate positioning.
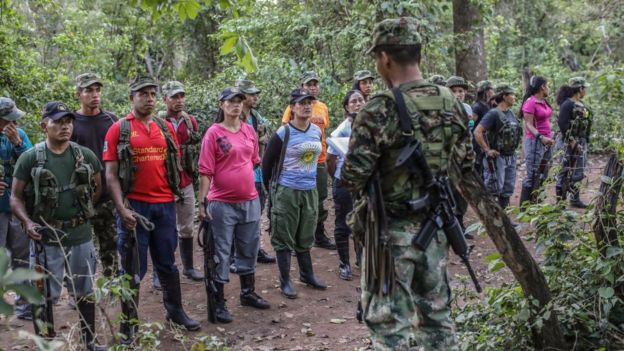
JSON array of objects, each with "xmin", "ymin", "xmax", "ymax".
[
  {"xmin": 180, "ymin": 112, "xmax": 196, "ymax": 132},
  {"xmin": 34, "ymin": 142, "xmax": 46, "ymax": 166},
  {"xmin": 273, "ymin": 125, "xmax": 290, "ymax": 182},
  {"xmin": 68, "ymin": 141, "xmax": 85, "ymax": 165},
  {"xmin": 119, "ymin": 118, "xmax": 131, "ymax": 144},
  {"xmin": 102, "ymin": 111, "xmax": 117, "ymax": 124},
  {"xmin": 391, "ymin": 88, "xmax": 414, "ymax": 136}
]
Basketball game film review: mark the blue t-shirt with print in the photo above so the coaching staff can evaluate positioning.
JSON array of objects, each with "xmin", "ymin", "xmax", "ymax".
[
  {"xmin": 276, "ymin": 123, "xmax": 322, "ymax": 190},
  {"xmin": 0, "ymin": 128, "xmax": 33, "ymax": 213},
  {"xmin": 327, "ymin": 118, "xmax": 352, "ymax": 179}
]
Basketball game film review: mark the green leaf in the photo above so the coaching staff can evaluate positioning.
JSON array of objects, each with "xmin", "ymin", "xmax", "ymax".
[
  {"xmin": 598, "ymin": 287, "xmax": 615, "ymax": 299},
  {"xmin": 605, "ymin": 246, "xmax": 622, "ymax": 258},
  {"xmin": 484, "ymin": 252, "xmax": 501, "ymax": 263},
  {"xmin": 0, "ymin": 298, "xmax": 14, "ymax": 315},
  {"xmin": 8, "ymin": 284, "xmax": 43, "ymax": 304},
  {"xmin": 0, "ymin": 248, "xmax": 10, "ymax": 277},
  {"xmin": 4, "ymin": 268, "xmax": 45, "ymax": 285},
  {"xmin": 220, "ymin": 35, "xmax": 238, "ymax": 55}
]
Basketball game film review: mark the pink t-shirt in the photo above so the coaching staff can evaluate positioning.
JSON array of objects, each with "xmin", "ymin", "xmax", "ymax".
[
  {"xmin": 522, "ymin": 96, "xmax": 553, "ymax": 139},
  {"xmin": 199, "ymin": 123, "xmax": 260, "ymax": 203}
]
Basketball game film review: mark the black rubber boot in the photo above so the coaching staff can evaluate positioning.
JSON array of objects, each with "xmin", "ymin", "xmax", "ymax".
[
  {"xmin": 215, "ymin": 282, "xmax": 233, "ymax": 323},
  {"xmin": 239, "ymin": 274, "xmax": 270, "ymax": 309},
  {"xmin": 276, "ymin": 250, "xmax": 297, "ymax": 299},
  {"xmin": 519, "ymin": 185, "xmax": 532, "ymax": 212},
  {"xmin": 159, "ymin": 271, "xmax": 201, "ymax": 331},
  {"xmin": 119, "ymin": 284, "xmax": 139, "ymax": 345},
  {"xmin": 296, "ymin": 251, "xmax": 327, "ymax": 290},
  {"xmin": 336, "ymin": 237, "xmax": 352, "ymax": 281},
  {"xmin": 498, "ymin": 196, "xmax": 510, "ymax": 208},
  {"xmin": 257, "ymin": 248, "xmax": 276, "ymax": 264},
  {"xmin": 569, "ymin": 186, "xmax": 588, "ymax": 209},
  {"xmin": 78, "ymin": 299, "xmax": 107, "ymax": 351},
  {"xmin": 180, "ymin": 238, "xmax": 204, "ymax": 281},
  {"xmin": 313, "ymin": 226, "xmax": 336, "ymax": 250}
]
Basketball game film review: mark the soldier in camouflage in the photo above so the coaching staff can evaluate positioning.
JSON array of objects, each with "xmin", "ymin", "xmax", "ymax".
[{"xmin": 342, "ymin": 17, "xmax": 474, "ymax": 350}]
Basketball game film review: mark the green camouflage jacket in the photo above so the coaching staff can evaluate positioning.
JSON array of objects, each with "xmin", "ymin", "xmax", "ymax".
[{"xmin": 341, "ymin": 79, "xmax": 475, "ymax": 217}]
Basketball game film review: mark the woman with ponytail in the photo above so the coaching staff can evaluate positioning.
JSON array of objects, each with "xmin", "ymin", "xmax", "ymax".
[
  {"xmin": 518, "ymin": 76, "xmax": 554, "ymax": 209},
  {"xmin": 554, "ymin": 77, "xmax": 592, "ymax": 208}
]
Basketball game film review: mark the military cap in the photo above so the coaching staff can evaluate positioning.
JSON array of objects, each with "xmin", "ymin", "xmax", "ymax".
[
  {"xmin": 353, "ymin": 70, "xmax": 374, "ymax": 82},
  {"xmin": 162, "ymin": 81, "xmax": 186, "ymax": 98},
  {"xmin": 366, "ymin": 17, "xmax": 422, "ymax": 55},
  {"xmin": 42, "ymin": 102, "xmax": 75, "ymax": 121},
  {"xmin": 494, "ymin": 83, "xmax": 515, "ymax": 95},
  {"xmin": 289, "ymin": 88, "xmax": 317, "ymax": 104},
  {"xmin": 129, "ymin": 74, "xmax": 158, "ymax": 93},
  {"xmin": 236, "ymin": 80, "xmax": 261, "ymax": 94},
  {"xmin": 446, "ymin": 76, "xmax": 469, "ymax": 89},
  {"xmin": 0, "ymin": 97, "xmax": 25, "ymax": 121},
  {"xmin": 218, "ymin": 87, "xmax": 246, "ymax": 102},
  {"xmin": 476, "ymin": 80, "xmax": 494, "ymax": 93},
  {"xmin": 568, "ymin": 77, "xmax": 590, "ymax": 89},
  {"xmin": 429, "ymin": 75, "xmax": 446, "ymax": 86},
  {"xmin": 300, "ymin": 71, "xmax": 320, "ymax": 85},
  {"xmin": 75, "ymin": 73, "xmax": 103, "ymax": 89}
]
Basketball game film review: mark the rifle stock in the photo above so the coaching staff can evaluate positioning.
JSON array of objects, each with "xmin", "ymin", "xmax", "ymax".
[{"xmin": 198, "ymin": 218, "xmax": 218, "ymax": 323}]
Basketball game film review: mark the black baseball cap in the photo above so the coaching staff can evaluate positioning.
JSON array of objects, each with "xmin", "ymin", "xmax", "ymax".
[
  {"xmin": 218, "ymin": 87, "xmax": 246, "ymax": 101},
  {"xmin": 42, "ymin": 102, "xmax": 75, "ymax": 121},
  {"xmin": 289, "ymin": 88, "xmax": 317, "ymax": 104}
]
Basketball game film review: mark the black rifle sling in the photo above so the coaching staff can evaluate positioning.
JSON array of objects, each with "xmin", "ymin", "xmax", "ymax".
[
  {"xmin": 392, "ymin": 87, "xmax": 414, "ymax": 136},
  {"xmin": 272, "ymin": 124, "xmax": 290, "ymax": 183}
]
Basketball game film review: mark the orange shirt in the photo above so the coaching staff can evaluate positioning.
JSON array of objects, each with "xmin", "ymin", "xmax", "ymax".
[{"xmin": 281, "ymin": 100, "xmax": 330, "ymax": 164}]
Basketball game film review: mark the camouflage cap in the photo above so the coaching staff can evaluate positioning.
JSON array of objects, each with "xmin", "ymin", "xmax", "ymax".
[
  {"xmin": 476, "ymin": 80, "xmax": 494, "ymax": 93},
  {"xmin": 129, "ymin": 74, "xmax": 158, "ymax": 93},
  {"xmin": 0, "ymin": 97, "xmax": 25, "ymax": 121},
  {"xmin": 75, "ymin": 73, "xmax": 103, "ymax": 89},
  {"xmin": 366, "ymin": 17, "xmax": 422, "ymax": 55},
  {"xmin": 42, "ymin": 101, "xmax": 75, "ymax": 121},
  {"xmin": 218, "ymin": 87, "xmax": 246, "ymax": 101},
  {"xmin": 494, "ymin": 83, "xmax": 515, "ymax": 95},
  {"xmin": 353, "ymin": 70, "xmax": 374, "ymax": 82},
  {"xmin": 236, "ymin": 79, "xmax": 261, "ymax": 94},
  {"xmin": 162, "ymin": 81, "xmax": 185, "ymax": 97},
  {"xmin": 446, "ymin": 76, "xmax": 469, "ymax": 89},
  {"xmin": 568, "ymin": 76, "xmax": 590, "ymax": 89},
  {"xmin": 300, "ymin": 71, "xmax": 320, "ymax": 85},
  {"xmin": 429, "ymin": 75, "xmax": 446, "ymax": 86}
]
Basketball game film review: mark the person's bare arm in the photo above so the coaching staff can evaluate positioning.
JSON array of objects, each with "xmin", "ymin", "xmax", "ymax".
[
  {"xmin": 10, "ymin": 178, "xmax": 41, "ymax": 241},
  {"xmin": 474, "ymin": 124, "xmax": 499, "ymax": 158},
  {"xmin": 198, "ymin": 175, "xmax": 212, "ymax": 220},
  {"xmin": 105, "ymin": 160, "xmax": 136, "ymax": 230},
  {"xmin": 524, "ymin": 113, "xmax": 554, "ymax": 146}
]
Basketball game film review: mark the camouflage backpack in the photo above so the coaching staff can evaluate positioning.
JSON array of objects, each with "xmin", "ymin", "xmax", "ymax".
[
  {"xmin": 24, "ymin": 142, "xmax": 96, "ymax": 225},
  {"xmin": 487, "ymin": 109, "xmax": 522, "ymax": 155},
  {"xmin": 567, "ymin": 101, "xmax": 590, "ymax": 140},
  {"xmin": 249, "ymin": 109, "xmax": 272, "ymax": 159},
  {"xmin": 158, "ymin": 111, "xmax": 201, "ymax": 178},
  {"xmin": 118, "ymin": 117, "xmax": 183, "ymax": 199}
]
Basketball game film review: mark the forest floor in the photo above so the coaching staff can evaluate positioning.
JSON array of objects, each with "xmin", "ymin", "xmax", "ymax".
[{"xmin": 0, "ymin": 154, "xmax": 610, "ymax": 351}]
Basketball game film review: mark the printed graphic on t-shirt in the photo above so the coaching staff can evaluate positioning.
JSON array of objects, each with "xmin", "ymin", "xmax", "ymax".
[
  {"xmin": 217, "ymin": 136, "xmax": 232, "ymax": 154},
  {"xmin": 284, "ymin": 141, "xmax": 322, "ymax": 173}
]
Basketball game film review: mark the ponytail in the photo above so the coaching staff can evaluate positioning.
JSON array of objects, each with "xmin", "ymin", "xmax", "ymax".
[
  {"xmin": 555, "ymin": 85, "xmax": 580, "ymax": 106},
  {"xmin": 215, "ymin": 108, "xmax": 225, "ymax": 123},
  {"xmin": 519, "ymin": 75, "xmax": 547, "ymax": 118}
]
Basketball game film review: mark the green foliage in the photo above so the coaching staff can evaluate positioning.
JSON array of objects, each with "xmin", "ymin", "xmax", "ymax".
[
  {"xmin": 455, "ymin": 202, "xmax": 624, "ymax": 349},
  {"xmin": 0, "ymin": 248, "xmax": 44, "ymax": 316}
]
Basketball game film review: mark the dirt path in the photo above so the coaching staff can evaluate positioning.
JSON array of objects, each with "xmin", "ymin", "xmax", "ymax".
[{"xmin": 0, "ymin": 154, "xmax": 609, "ymax": 351}]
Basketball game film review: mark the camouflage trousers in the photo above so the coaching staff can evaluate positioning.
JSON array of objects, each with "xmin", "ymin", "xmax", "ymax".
[
  {"xmin": 91, "ymin": 200, "xmax": 118, "ymax": 277},
  {"xmin": 361, "ymin": 220, "xmax": 458, "ymax": 351}
]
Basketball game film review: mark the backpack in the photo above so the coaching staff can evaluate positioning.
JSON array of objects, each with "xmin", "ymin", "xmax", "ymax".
[
  {"xmin": 567, "ymin": 101, "xmax": 590, "ymax": 140},
  {"xmin": 487, "ymin": 109, "xmax": 522, "ymax": 155},
  {"xmin": 24, "ymin": 142, "xmax": 96, "ymax": 226},
  {"xmin": 118, "ymin": 117, "xmax": 183, "ymax": 199},
  {"xmin": 158, "ymin": 111, "xmax": 201, "ymax": 179}
]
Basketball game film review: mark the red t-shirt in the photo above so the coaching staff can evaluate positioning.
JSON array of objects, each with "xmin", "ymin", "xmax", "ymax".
[
  {"xmin": 103, "ymin": 113, "xmax": 179, "ymax": 203},
  {"xmin": 166, "ymin": 113, "xmax": 199, "ymax": 188},
  {"xmin": 198, "ymin": 123, "xmax": 260, "ymax": 203}
]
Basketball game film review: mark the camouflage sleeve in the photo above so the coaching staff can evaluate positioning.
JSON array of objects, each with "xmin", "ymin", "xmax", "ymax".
[
  {"xmin": 448, "ymin": 100, "xmax": 476, "ymax": 185},
  {"xmin": 341, "ymin": 96, "xmax": 389, "ymax": 192}
]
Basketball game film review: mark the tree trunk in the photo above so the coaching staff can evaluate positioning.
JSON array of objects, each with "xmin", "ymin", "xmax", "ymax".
[
  {"xmin": 452, "ymin": 0, "xmax": 487, "ymax": 82},
  {"xmin": 592, "ymin": 153, "xmax": 624, "ymax": 257},
  {"xmin": 456, "ymin": 169, "xmax": 567, "ymax": 350}
]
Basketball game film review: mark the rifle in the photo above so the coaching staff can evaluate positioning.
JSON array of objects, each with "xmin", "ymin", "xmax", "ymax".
[
  {"xmin": 32, "ymin": 237, "xmax": 55, "ymax": 338},
  {"xmin": 560, "ymin": 141, "xmax": 581, "ymax": 201},
  {"xmin": 198, "ymin": 216, "xmax": 217, "ymax": 323},
  {"xmin": 398, "ymin": 138, "xmax": 482, "ymax": 293},
  {"xmin": 486, "ymin": 156, "xmax": 500, "ymax": 198}
]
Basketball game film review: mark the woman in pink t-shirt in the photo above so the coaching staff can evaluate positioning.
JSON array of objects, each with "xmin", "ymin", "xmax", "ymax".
[
  {"xmin": 197, "ymin": 87, "xmax": 270, "ymax": 323},
  {"xmin": 518, "ymin": 76, "xmax": 554, "ymax": 209}
]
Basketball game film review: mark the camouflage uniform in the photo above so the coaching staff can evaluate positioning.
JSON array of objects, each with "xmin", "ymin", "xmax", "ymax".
[{"xmin": 342, "ymin": 18, "xmax": 474, "ymax": 351}]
